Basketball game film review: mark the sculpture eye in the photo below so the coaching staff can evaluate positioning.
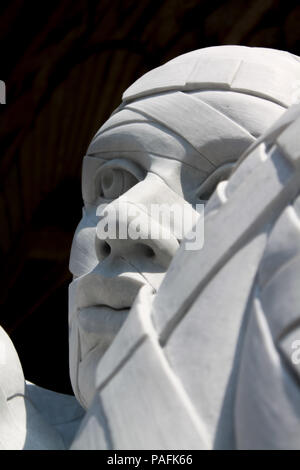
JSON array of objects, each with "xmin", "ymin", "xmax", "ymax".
[{"xmin": 99, "ymin": 167, "xmax": 138, "ymax": 199}]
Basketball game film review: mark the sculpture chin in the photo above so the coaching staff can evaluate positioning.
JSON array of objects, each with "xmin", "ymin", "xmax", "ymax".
[{"xmin": 70, "ymin": 305, "xmax": 129, "ymax": 409}]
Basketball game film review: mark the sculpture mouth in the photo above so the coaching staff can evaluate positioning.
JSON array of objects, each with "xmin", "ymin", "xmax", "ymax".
[
  {"xmin": 74, "ymin": 267, "xmax": 146, "ymax": 311},
  {"xmin": 76, "ymin": 304, "xmax": 130, "ymax": 360},
  {"xmin": 68, "ymin": 271, "xmax": 148, "ymax": 397},
  {"xmin": 77, "ymin": 304, "xmax": 129, "ymax": 333}
]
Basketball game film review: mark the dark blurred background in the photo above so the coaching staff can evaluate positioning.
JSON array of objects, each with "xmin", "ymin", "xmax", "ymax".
[{"xmin": 0, "ymin": 0, "xmax": 299, "ymax": 394}]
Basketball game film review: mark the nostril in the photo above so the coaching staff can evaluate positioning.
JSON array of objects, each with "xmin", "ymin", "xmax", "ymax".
[
  {"xmin": 145, "ymin": 246, "xmax": 155, "ymax": 258},
  {"xmin": 135, "ymin": 243, "xmax": 155, "ymax": 259},
  {"xmin": 102, "ymin": 242, "xmax": 111, "ymax": 256},
  {"xmin": 97, "ymin": 240, "xmax": 111, "ymax": 259}
]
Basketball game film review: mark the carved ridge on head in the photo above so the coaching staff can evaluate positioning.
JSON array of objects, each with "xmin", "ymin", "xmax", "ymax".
[
  {"xmin": 90, "ymin": 46, "xmax": 300, "ymax": 177},
  {"xmin": 122, "ymin": 45, "xmax": 300, "ymax": 107}
]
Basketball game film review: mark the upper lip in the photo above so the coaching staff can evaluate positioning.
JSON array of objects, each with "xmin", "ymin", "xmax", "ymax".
[{"xmin": 72, "ymin": 256, "xmax": 148, "ymax": 311}]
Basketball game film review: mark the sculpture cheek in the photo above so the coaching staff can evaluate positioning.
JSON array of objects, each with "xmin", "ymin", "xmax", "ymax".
[{"xmin": 69, "ymin": 210, "xmax": 99, "ymax": 278}]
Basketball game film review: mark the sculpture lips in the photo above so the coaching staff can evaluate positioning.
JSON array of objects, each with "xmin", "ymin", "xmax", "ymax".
[
  {"xmin": 77, "ymin": 305, "xmax": 130, "ymax": 359},
  {"xmin": 69, "ymin": 266, "xmax": 148, "ymax": 361},
  {"xmin": 77, "ymin": 305, "xmax": 129, "ymax": 336},
  {"xmin": 75, "ymin": 266, "xmax": 146, "ymax": 311}
]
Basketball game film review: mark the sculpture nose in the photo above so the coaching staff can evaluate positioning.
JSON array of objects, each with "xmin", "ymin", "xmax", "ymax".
[{"xmin": 95, "ymin": 198, "xmax": 180, "ymax": 269}]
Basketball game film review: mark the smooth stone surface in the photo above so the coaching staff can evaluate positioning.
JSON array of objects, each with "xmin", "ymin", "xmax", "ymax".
[
  {"xmin": 164, "ymin": 232, "xmax": 267, "ymax": 449},
  {"xmin": 235, "ymin": 299, "xmax": 300, "ymax": 449}
]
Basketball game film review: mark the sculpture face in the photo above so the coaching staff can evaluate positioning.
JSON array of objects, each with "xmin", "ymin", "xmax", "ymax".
[
  {"xmin": 68, "ymin": 119, "xmax": 207, "ymax": 408},
  {"xmin": 68, "ymin": 45, "xmax": 296, "ymax": 409}
]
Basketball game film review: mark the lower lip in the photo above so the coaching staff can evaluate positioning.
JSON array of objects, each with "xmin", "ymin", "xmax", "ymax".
[
  {"xmin": 76, "ymin": 305, "xmax": 130, "ymax": 364},
  {"xmin": 77, "ymin": 305, "xmax": 129, "ymax": 340}
]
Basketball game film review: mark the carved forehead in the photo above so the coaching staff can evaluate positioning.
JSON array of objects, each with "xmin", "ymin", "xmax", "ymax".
[
  {"xmin": 87, "ymin": 115, "xmax": 208, "ymax": 171},
  {"xmin": 87, "ymin": 90, "xmax": 281, "ymax": 171}
]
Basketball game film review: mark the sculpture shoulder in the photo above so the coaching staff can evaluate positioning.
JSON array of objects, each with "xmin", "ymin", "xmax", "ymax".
[
  {"xmin": 25, "ymin": 382, "xmax": 85, "ymax": 448},
  {"xmin": 0, "ymin": 325, "xmax": 26, "ymax": 449}
]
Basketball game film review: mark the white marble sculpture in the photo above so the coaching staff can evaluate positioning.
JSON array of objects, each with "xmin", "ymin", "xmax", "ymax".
[
  {"xmin": 1, "ymin": 45, "xmax": 300, "ymax": 449},
  {"xmin": 72, "ymin": 102, "xmax": 300, "ymax": 450}
]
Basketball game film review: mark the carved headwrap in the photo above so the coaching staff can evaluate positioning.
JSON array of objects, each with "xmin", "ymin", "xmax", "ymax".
[{"xmin": 88, "ymin": 46, "xmax": 300, "ymax": 189}]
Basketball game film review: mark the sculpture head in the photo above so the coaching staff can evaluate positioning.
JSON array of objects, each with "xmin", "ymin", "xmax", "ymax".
[{"xmin": 68, "ymin": 45, "xmax": 300, "ymax": 408}]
